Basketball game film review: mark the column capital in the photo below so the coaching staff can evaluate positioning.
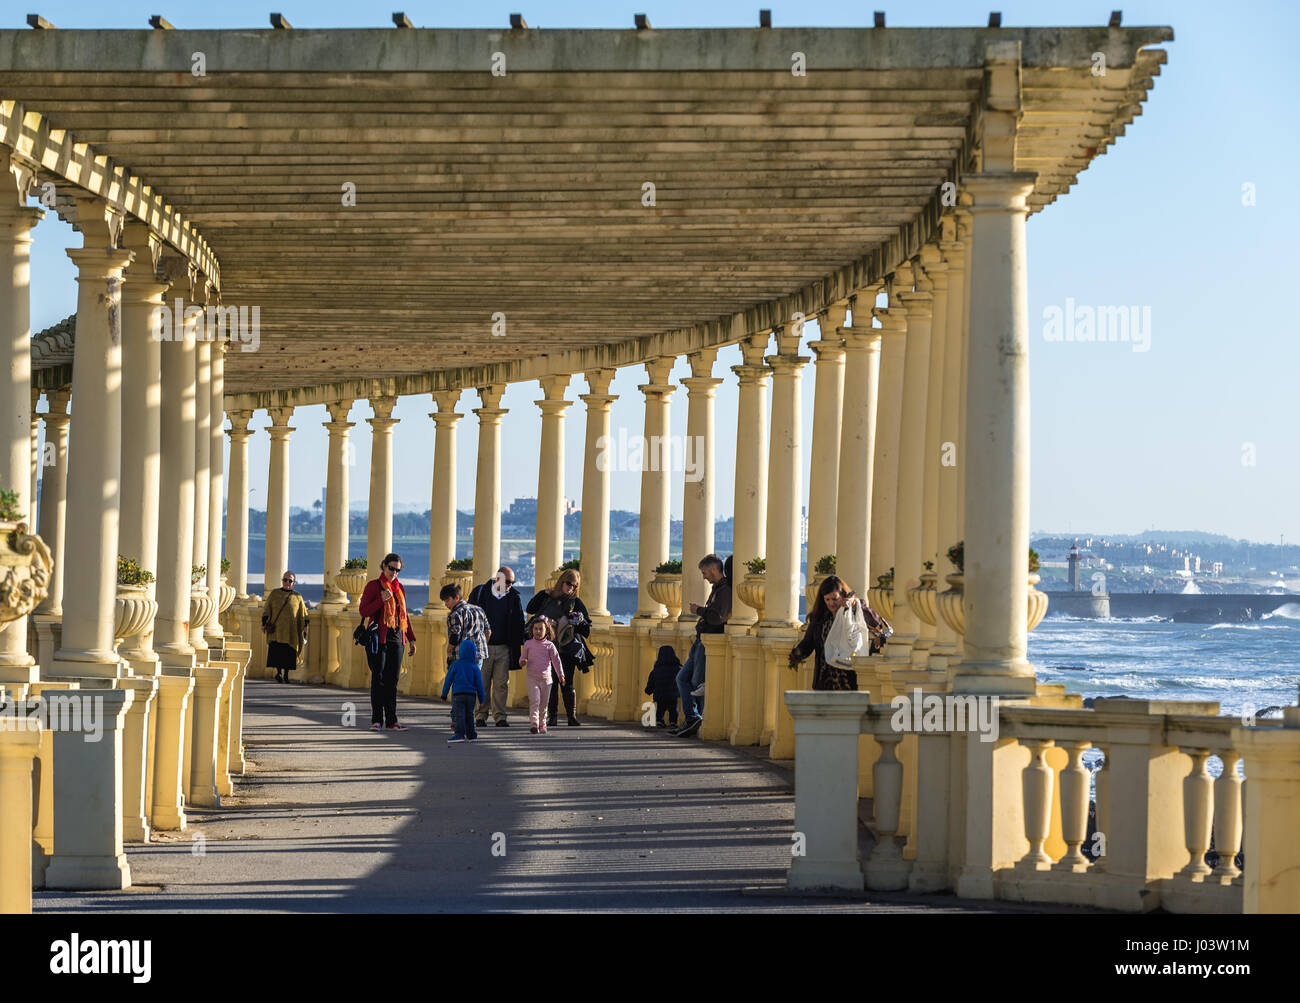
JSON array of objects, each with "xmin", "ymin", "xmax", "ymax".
[
  {"xmin": 430, "ymin": 409, "xmax": 464, "ymax": 428},
  {"xmin": 70, "ymin": 193, "xmax": 126, "ymax": 248},
  {"xmin": 637, "ymin": 382, "xmax": 676, "ymax": 402},
  {"xmin": 940, "ymin": 239, "xmax": 966, "ymax": 266},
  {"xmin": 538, "ymin": 373, "xmax": 571, "ymax": 400},
  {"xmin": 266, "ymin": 405, "xmax": 295, "ymax": 434},
  {"xmin": 536, "ymin": 398, "xmax": 572, "ymax": 418},
  {"xmin": 820, "ymin": 300, "xmax": 850, "ymax": 334},
  {"xmin": 431, "ymin": 389, "xmax": 462, "ymax": 414},
  {"xmin": 323, "ymin": 419, "xmax": 355, "ymax": 435},
  {"xmin": 808, "ymin": 339, "xmax": 845, "ymax": 363},
  {"xmin": 686, "ymin": 347, "xmax": 718, "ymax": 377},
  {"xmin": 67, "ymin": 245, "xmax": 134, "ymax": 280},
  {"xmin": 773, "ymin": 323, "xmax": 802, "ymax": 356},
  {"xmin": 476, "ymin": 383, "xmax": 506, "ymax": 410},
  {"xmin": 643, "ymin": 356, "xmax": 675, "ymax": 386},
  {"xmin": 738, "ymin": 331, "xmax": 770, "ymax": 367},
  {"xmin": 962, "ymin": 171, "xmax": 1038, "ymax": 212},
  {"xmin": 765, "ymin": 354, "xmax": 810, "ymax": 376},
  {"xmin": 367, "ymin": 395, "xmax": 398, "ymax": 421},
  {"xmin": 731, "ymin": 362, "xmax": 771, "ymax": 387},
  {"xmin": 584, "ymin": 368, "xmax": 616, "ymax": 397},
  {"xmin": 226, "ymin": 409, "xmax": 254, "ymax": 435},
  {"xmin": 681, "ymin": 375, "xmax": 723, "ymax": 397},
  {"xmin": 578, "ymin": 392, "xmax": 617, "ymax": 412},
  {"xmin": 838, "ymin": 325, "xmax": 884, "ymax": 351},
  {"xmin": 324, "ymin": 399, "xmax": 354, "ymax": 423}
]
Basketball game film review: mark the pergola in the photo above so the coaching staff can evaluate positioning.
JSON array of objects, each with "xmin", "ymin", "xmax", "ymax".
[{"xmin": 30, "ymin": 21, "xmax": 1300, "ymax": 919}]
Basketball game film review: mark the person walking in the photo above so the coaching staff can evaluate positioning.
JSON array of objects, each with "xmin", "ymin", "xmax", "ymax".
[
  {"xmin": 441, "ymin": 638, "xmax": 487, "ymax": 744},
  {"xmin": 520, "ymin": 616, "xmax": 565, "ymax": 734},
  {"xmin": 358, "ymin": 552, "xmax": 417, "ymax": 731},
  {"xmin": 525, "ymin": 568, "xmax": 593, "ymax": 726},
  {"xmin": 261, "ymin": 570, "xmax": 309, "ymax": 683},
  {"xmin": 468, "ymin": 566, "xmax": 525, "ymax": 728},
  {"xmin": 788, "ymin": 575, "xmax": 886, "ymax": 690}
]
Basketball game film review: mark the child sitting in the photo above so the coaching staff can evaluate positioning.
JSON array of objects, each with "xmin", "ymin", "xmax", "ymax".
[
  {"xmin": 520, "ymin": 616, "xmax": 565, "ymax": 734},
  {"xmin": 441, "ymin": 638, "xmax": 487, "ymax": 744},
  {"xmin": 646, "ymin": 644, "xmax": 682, "ymax": 728}
]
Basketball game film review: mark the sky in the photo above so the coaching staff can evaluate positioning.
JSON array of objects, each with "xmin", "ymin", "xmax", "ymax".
[{"xmin": 22, "ymin": 0, "xmax": 1300, "ymax": 544}]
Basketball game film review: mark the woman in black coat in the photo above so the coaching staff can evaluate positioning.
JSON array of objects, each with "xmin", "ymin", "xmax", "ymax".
[
  {"xmin": 789, "ymin": 574, "xmax": 883, "ymax": 691},
  {"xmin": 525, "ymin": 568, "xmax": 594, "ymax": 726}
]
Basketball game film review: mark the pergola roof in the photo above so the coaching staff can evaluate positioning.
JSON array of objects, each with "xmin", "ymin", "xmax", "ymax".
[{"xmin": 0, "ymin": 24, "xmax": 1171, "ymax": 406}]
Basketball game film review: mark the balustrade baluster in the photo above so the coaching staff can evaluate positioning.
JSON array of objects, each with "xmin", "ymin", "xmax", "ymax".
[
  {"xmin": 1179, "ymin": 747, "xmax": 1214, "ymax": 879},
  {"xmin": 1211, "ymin": 748, "xmax": 1243, "ymax": 882},
  {"xmin": 1055, "ymin": 740, "xmax": 1092, "ymax": 872}
]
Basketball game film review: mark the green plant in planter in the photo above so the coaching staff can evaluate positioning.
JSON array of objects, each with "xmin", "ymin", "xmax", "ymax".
[
  {"xmin": 447, "ymin": 557, "xmax": 474, "ymax": 572},
  {"xmin": 190, "ymin": 564, "xmax": 206, "ymax": 585},
  {"xmin": 923, "ymin": 559, "xmax": 935, "ymax": 573},
  {"xmin": 0, "ymin": 489, "xmax": 24, "ymax": 522},
  {"xmin": 814, "ymin": 554, "xmax": 836, "ymax": 576},
  {"xmin": 654, "ymin": 559, "xmax": 683, "ymax": 575},
  {"xmin": 745, "ymin": 556, "xmax": 766, "ymax": 575},
  {"xmin": 1029, "ymin": 547, "xmax": 1041, "ymax": 574},
  {"xmin": 875, "ymin": 567, "xmax": 894, "ymax": 589},
  {"xmin": 557, "ymin": 558, "xmax": 580, "ymax": 572},
  {"xmin": 220, "ymin": 557, "xmax": 231, "ymax": 575},
  {"xmin": 117, "ymin": 556, "xmax": 155, "ymax": 586},
  {"xmin": 343, "ymin": 556, "xmax": 367, "ymax": 570},
  {"xmin": 947, "ymin": 542, "xmax": 964, "ymax": 574}
]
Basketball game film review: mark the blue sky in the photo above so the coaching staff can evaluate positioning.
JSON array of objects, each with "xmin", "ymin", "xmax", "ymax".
[{"xmin": 21, "ymin": 1, "xmax": 1300, "ymax": 542}]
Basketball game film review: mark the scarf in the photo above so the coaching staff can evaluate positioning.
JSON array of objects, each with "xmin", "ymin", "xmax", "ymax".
[{"xmin": 382, "ymin": 579, "xmax": 409, "ymax": 639}]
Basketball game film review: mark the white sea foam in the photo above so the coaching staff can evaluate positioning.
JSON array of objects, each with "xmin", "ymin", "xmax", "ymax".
[{"xmin": 1263, "ymin": 602, "xmax": 1300, "ymax": 620}]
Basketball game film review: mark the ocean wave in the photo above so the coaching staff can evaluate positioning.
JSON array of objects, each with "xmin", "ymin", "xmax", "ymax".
[
  {"xmin": 1262, "ymin": 602, "xmax": 1300, "ymax": 620},
  {"xmin": 1043, "ymin": 614, "xmax": 1171, "ymax": 624}
]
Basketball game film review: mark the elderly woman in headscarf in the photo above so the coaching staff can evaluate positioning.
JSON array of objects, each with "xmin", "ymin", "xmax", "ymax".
[{"xmin": 262, "ymin": 569, "xmax": 310, "ymax": 683}]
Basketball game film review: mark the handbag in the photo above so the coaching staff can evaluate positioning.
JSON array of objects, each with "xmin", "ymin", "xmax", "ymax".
[
  {"xmin": 824, "ymin": 603, "xmax": 866, "ymax": 669},
  {"xmin": 262, "ymin": 592, "xmax": 291, "ymax": 635}
]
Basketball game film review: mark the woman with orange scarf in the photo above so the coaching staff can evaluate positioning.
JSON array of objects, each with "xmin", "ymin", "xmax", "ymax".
[{"xmin": 358, "ymin": 551, "xmax": 418, "ymax": 731}]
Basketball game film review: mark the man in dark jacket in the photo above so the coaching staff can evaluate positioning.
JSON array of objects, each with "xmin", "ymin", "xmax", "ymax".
[
  {"xmin": 468, "ymin": 566, "xmax": 525, "ymax": 727},
  {"xmin": 674, "ymin": 554, "xmax": 731, "ymax": 737}
]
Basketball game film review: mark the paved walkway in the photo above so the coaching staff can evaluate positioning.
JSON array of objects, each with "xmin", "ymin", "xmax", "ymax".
[{"xmin": 36, "ymin": 681, "xmax": 1077, "ymax": 913}]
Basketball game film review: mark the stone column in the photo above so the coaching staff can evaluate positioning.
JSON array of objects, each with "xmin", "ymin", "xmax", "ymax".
[
  {"xmin": 365, "ymin": 396, "xmax": 399, "ymax": 580},
  {"xmin": 760, "ymin": 326, "xmax": 809, "ymax": 630},
  {"xmin": 729, "ymin": 334, "xmax": 770, "ymax": 628},
  {"xmin": 535, "ymin": 376, "xmax": 572, "ymax": 586},
  {"xmin": 884, "ymin": 263, "xmax": 932, "ymax": 669},
  {"xmin": 937, "ymin": 220, "xmax": 968, "ymax": 659},
  {"xmin": 806, "ymin": 305, "xmax": 846, "ymax": 582},
  {"xmin": 33, "ymin": 394, "xmax": 69, "ymax": 615},
  {"xmin": 870, "ymin": 305, "xmax": 906, "ymax": 586},
  {"xmin": 49, "ymin": 197, "xmax": 133, "ymax": 680},
  {"xmin": 225, "ymin": 410, "xmax": 254, "ymax": 598},
  {"xmin": 579, "ymin": 370, "xmax": 617, "ymax": 624},
  {"xmin": 263, "ymin": 406, "xmax": 294, "ymax": 597},
  {"xmin": 0, "ymin": 720, "xmax": 41, "ymax": 912},
  {"xmin": 119, "ymin": 230, "xmax": 167, "ymax": 673},
  {"xmin": 836, "ymin": 293, "xmax": 884, "ymax": 595},
  {"xmin": 190, "ymin": 336, "xmax": 212, "ymax": 655},
  {"xmin": 633, "ymin": 358, "xmax": 675, "ymax": 622},
  {"xmin": 29, "ymin": 387, "xmax": 39, "ymax": 518},
  {"xmin": 322, "ymin": 401, "xmax": 354, "ymax": 605},
  {"xmin": 953, "ymin": 171, "xmax": 1039, "ymax": 694},
  {"xmin": 0, "ymin": 187, "xmax": 43, "ymax": 684},
  {"xmin": 679, "ymin": 350, "xmax": 721, "ymax": 619},
  {"xmin": 429, "ymin": 391, "xmax": 462, "ymax": 587},
  {"xmin": 204, "ymin": 343, "xmax": 226, "ymax": 644},
  {"xmin": 471, "ymin": 384, "xmax": 507, "ymax": 584},
  {"xmin": 919, "ymin": 244, "xmax": 952, "ymax": 669}
]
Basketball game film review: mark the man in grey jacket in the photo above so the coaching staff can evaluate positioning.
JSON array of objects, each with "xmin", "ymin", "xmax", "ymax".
[{"xmin": 674, "ymin": 554, "xmax": 732, "ymax": 737}]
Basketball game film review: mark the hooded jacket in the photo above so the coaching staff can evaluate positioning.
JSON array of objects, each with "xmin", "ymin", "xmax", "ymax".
[
  {"xmin": 441, "ymin": 639, "xmax": 487, "ymax": 701},
  {"xmin": 646, "ymin": 644, "xmax": 682, "ymax": 703}
]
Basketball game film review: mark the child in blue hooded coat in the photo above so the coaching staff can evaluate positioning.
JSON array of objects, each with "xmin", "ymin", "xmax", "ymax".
[{"xmin": 442, "ymin": 638, "xmax": 487, "ymax": 743}]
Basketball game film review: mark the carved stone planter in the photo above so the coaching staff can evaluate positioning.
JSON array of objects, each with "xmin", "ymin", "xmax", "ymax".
[
  {"xmin": 647, "ymin": 573, "xmax": 682, "ymax": 621},
  {"xmin": 336, "ymin": 567, "xmax": 369, "ymax": 602},
  {"xmin": 867, "ymin": 581, "xmax": 894, "ymax": 621},
  {"xmin": 218, "ymin": 575, "xmax": 236, "ymax": 614},
  {"xmin": 0, "ymin": 521, "xmax": 51, "ymax": 623},
  {"xmin": 906, "ymin": 571, "xmax": 939, "ymax": 627},
  {"xmin": 736, "ymin": 572, "xmax": 766, "ymax": 624},
  {"xmin": 440, "ymin": 568, "xmax": 474, "ymax": 595},
  {"xmin": 114, "ymin": 583, "xmax": 157, "ymax": 642},
  {"xmin": 189, "ymin": 585, "xmax": 217, "ymax": 634},
  {"xmin": 1027, "ymin": 573, "xmax": 1050, "ymax": 632},
  {"xmin": 936, "ymin": 573, "xmax": 1050, "ymax": 636}
]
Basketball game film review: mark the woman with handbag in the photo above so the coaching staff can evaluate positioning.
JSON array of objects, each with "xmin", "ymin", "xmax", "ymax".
[
  {"xmin": 524, "ymin": 568, "xmax": 593, "ymax": 726},
  {"xmin": 788, "ymin": 575, "xmax": 886, "ymax": 691},
  {"xmin": 262, "ymin": 570, "xmax": 310, "ymax": 683}
]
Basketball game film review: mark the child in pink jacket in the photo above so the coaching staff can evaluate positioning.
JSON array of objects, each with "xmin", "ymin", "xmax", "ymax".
[{"xmin": 520, "ymin": 616, "xmax": 565, "ymax": 734}]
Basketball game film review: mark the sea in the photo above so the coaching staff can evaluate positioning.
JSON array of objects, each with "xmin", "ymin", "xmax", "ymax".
[{"xmin": 251, "ymin": 538, "xmax": 1299, "ymax": 719}]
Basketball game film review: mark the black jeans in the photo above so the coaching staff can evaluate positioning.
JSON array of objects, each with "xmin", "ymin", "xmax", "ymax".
[
  {"xmin": 368, "ymin": 637, "xmax": 403, "ymax": 726},
  {"xmin": 547, "ymin": 652, "xmax": 580, "ymax": 723}
]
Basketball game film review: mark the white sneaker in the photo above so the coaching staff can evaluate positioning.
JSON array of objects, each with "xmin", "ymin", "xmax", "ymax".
[
  {"xmin": 690, "ymin": 684, "xmax": 706, "ymax": 697},
  {"xmin": 448, "ymin": 737, "xmax": 465, "ymax": 744}
]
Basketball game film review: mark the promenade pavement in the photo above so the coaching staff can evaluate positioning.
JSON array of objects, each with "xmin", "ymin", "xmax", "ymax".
[{"xmin": 35, "ymin": 680, "xmax": 1087, "ymax": 913}]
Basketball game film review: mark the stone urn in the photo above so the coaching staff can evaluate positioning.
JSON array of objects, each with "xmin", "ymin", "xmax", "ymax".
[
  {"xmin": 218, "ymin": 574, "xmax": 237, "ymax": 615},
  {"xmin": 441, "ymin": 568, "xmax": 474, "ymax": 595},
  {"xmin": 805, "ymin": 575, "xmax": 829, "ymax": 620},
  {"xmin": 646, "ymin": 572, "xmax": 682, "ymax": 621},
  {"xmin": 0, "ymin": 521, "xmax": 51, "ymax": 623},
  {"xmin": 936, "ymin": 573, "xmax": 1050, "ymax": 636},
  {"xmin": 336, "ymin": 567, "xmax": 369, "ymax": 603},
  {"xmin": 937, "ymin": 574, "xmax": 965, "ymax": 635},
  {"xmin": 1027, "ymin": 573, "xmax": 1050, "ymax": 631},
  {"xmin": 736, "ymin": 572, "xmax": 766, "ymax": 624},
  {"xmin": 867, "ymin": 578, "xmax": 894, "ymax": 621},
  {"xmin": 189, "ymin": 584, "xmax": 217, "ymax": 635},
  {"xmin": 906, "ymin": 571, "xmax": 939, "ymax": 627},
  {"xmin": 114, "ymin": 583, "xmax": 157, "ymax": 643}
]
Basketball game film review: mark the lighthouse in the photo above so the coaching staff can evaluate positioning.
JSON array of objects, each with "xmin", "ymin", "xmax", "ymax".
[{"xmin": 1068, "ymin": 542, "xmax": 1081, "ymax": 591}]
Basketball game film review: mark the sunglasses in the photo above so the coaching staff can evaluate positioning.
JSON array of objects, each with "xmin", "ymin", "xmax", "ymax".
[
  {"xmin": 282, "ymin": 578, "xmax": 294, "ymax": 584},
  {"xmin": 385, "ymin": 565, "xmax": 401, "ymax": 573},
  {"xmin": 561, "ymin": 581, "xmax": 575, "ymax": 590}
]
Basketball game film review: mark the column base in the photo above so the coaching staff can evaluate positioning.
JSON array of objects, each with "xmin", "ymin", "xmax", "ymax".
[
  {"xmin": 47, "ymin": 650, "xmax": 126, "ymax": 680},
  {"xmin": 44, "ymin": 854, "xmax": 132, "ymax": 891},
  {"xmin": 789, "ymin": 858, "xmax": 865, "ymax": 893},
  {"xmin": 0, "ymin": 663, "xmax": 38, "ymax": 685}
]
